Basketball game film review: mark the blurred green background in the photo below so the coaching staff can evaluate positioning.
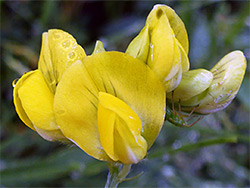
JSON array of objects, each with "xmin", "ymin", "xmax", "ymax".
[{"xmin": 1, "ymin": 0, "xmax": 249, "ymax": 187}]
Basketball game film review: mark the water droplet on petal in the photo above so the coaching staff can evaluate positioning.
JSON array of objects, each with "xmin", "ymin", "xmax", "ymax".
[
  {"xmin": 69, "ymin": 52, "xmax": 76, "ymax": 59},
  {"xmin": 12, "ymin": 78, "xmax": 19, "ymax": 87},
  {"xmin": 53, "ymin": 31, "xmax": 62, "ymax": 39},
  {"xmin": 62, "ymin": 40, "xmax": 71, "ymax": 48}
]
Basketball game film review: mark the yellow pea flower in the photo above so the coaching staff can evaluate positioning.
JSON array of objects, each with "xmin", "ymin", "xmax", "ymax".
[
  {"xmin": 13, "ymin": 29, "xmax": 86, "ymax": 141},
  {"xmin": 54, "ymin": 51, "xmax": 166, "ymax": 164},
  {"xmin": 170, "ymin": 51, "xmax": 247, "ymax": 114},
  {"xmin": 126, "ymin": 4, "xmax": 190, "ymax": 92}
]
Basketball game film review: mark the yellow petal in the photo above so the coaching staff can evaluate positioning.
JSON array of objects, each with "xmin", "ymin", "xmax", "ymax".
[
  {"xmin": 196, "ymin": 51, "xmax": 247, "ymax": 114},
  {"xmin": 176, "ymin": 38, "xmax": 190, "ymax": 72},
  {"xmin": 126, "ymin": 26, "xmax": 150, "ymax": 63},
  {"xmin": 126, "ymin": 5, "xmax": 189, "ymax": 85},
  {"xmin": 92, "ymin": 40, "xmax": 106, "ymax": 54},
  {"xmin": 165, "ymin": 39, "xmax": 190, "ymax": 92},
  {"xmin": 38, "ymin": 32, "xmax": 54, "ymax": 92},
  {"xmin": 38, "ymin": 29, "xmax": 86, "ymax": 92},
  {"xmin": 54, "ymin": 61, "xmax": 107, "ymax": 160},
  {"xmin": 17, "ymin": 70, "xmax": 57, "ymax": 130},
  {"xmin": 165, "ymin": 64, "xmax": 182, "ymax": 93},
  {"xmin": 163, "ymin": 37, "xmax": 181, "ymax": 83},
  {"xmin": 169, "ymin": 69, "xmax": 213, "ymax": 101},
  {"xmin": 146, "ymin": 6, "xmax": 175, "ymax": 82},
  {"xmin": 54, "ymin": 52, "xmax": 165, "ymax": 161},
  {"xmin": 82, "ymin": 52, "xmax": 166, "ymax": 148},
  {"xmin": 157, "ymin": 4, "xmax": 189, "ymax": 54},
  {"xmin": 163, "ymin": 37, "xmax": 184, "ymax": 93},
  {"xmin": 14, "ymin": 70, "xmax": 66, "ymax": 141},
  {"xmin": 34, "ymin": 126, "xmax": 67, "ymax": 142},
  {"xmin": 98, "ymin": 92, "xmax": 147, "ymax": 164},
  {"xmin": 113, "ymin": 119, "xmax": 146, "ymax": 164},
  {"xmin": 13, "ymin": 71, "xmax": 35, "ymax": 131}
]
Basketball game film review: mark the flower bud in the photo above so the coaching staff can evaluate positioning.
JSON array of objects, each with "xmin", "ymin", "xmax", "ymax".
[
  {"xmin": 167, "ymin": 69, "xmax": 213, "ymax": 102},
  {"xmin": 178, "ymin": 51, "xmax": 247, "ymax": 114}
]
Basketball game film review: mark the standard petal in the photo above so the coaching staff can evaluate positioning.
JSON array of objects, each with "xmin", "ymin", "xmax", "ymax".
[
  {"xmin": 37, "ymin": 32, "xmax": 55, "ymax": 92},
  {"xmin": 176, "ymin": 38, "xmax": 189, "ymax": 72},
  {"xmin": 38, "ymin": 29, "xmax": 86, "ymax": 92},
  {"xmin": 81, "ymin": 52, "xmax": 166, "ymax": 148},
  {"xmin": 146, "ymin": 6, "xmax": 175, "ymax": 82},
  {"xmin": 98, "ymin": 92, "xmax": 147, "ymax": 164},
  {"xmin": 54, "ymin": 52, "xmax": 165, "ymax": 161},
  {"xmin": 54, "ymin": 61, "xmax": 107, "ymax": 160},
  {"xmin": 157, "ymin": 4, "xmax": 189, "ymax": 54}
]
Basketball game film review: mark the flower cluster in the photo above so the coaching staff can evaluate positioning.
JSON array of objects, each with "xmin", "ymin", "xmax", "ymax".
[
  {"xmin": 13, "ymin": 29, "xmax": 165, "ymax": 164},
  {"xmin": 13, "ymin": 4, "xmax": 246, "ymax": 166}
]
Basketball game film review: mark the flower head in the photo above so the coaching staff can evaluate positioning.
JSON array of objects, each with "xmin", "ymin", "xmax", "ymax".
[
  {"xmin": 13, "ymin": 29, "xmax": 86, "ymax": 141},
  {"xmin": 13, "ymin": 30, "xmax": 166, "ymax": 164},
  {"xmin": 54, "ymin": 51, "xmax": 166, "ymax": 164},
  {"xmin": 126, "ymin": 4, "xmax": 190, "ymax": 92}
]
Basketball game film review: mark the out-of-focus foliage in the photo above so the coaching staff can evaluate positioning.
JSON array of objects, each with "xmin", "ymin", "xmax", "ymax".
[{"xmin": 1, "ymin": 1, "xmax": 249, "ymax": 187}]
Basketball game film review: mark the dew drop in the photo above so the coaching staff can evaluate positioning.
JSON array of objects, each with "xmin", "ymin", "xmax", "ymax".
[
  {"xmin": 68, "ymin": 52, "xmax": 76, "ymax": 59},
  {"xmin": 53, "ymin": 31, "xmax": 61, "ymax": 39},
  {"xmin": 62, "ymin": 40, "xmax": 71, "ymax": 48},
  {"xmin": 149, "ymin": 43, "xmax": 154, "ymax": 61},
  {"xmin": 12, "ymin": 78, "xmax": 19, "ymax": 87}
]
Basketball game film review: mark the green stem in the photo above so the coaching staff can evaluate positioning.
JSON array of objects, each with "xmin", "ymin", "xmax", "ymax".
[
  {"xmin": 105, "ymin": 162, "xmax": 131, "ymax": 188},
  {"xmin": 148, "ymin": 135, "xmax": 238, "ymax": 159}
]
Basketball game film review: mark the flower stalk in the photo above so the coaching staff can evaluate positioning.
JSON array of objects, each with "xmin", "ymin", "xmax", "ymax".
[{"xmin": 105, "ymin": 162, "xmax": 131, "ymax": 188}]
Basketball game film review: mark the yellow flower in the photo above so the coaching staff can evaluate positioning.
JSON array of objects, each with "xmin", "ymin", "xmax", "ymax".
[
  {"xmin": 13, "ymin": 30, "xmax": 165, "ymax": 164},
  {"xmin": 169, "ymin": 51, "xmax": 247, "ymax": 114},
  {"xmin": 126, "ymin": 4, "xmax": 190, "ymax": 92},
  {"xmin": 13, "ymin": 29, "xmax": 86, "ymax": 141},
  {"xmin": 53, "ymin": 51, "xmax": 166, "ymax": 164}
]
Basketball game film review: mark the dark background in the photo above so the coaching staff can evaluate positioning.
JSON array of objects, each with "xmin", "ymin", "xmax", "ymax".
[{"xmin": 1, "ymin": 1, "xmax": 249, "ymax": 187}]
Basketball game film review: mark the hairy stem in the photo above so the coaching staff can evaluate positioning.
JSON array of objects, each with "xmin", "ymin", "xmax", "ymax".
[{"xmin": 105, "ymin": 162, "xmax": 131, "ymax": 188}]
